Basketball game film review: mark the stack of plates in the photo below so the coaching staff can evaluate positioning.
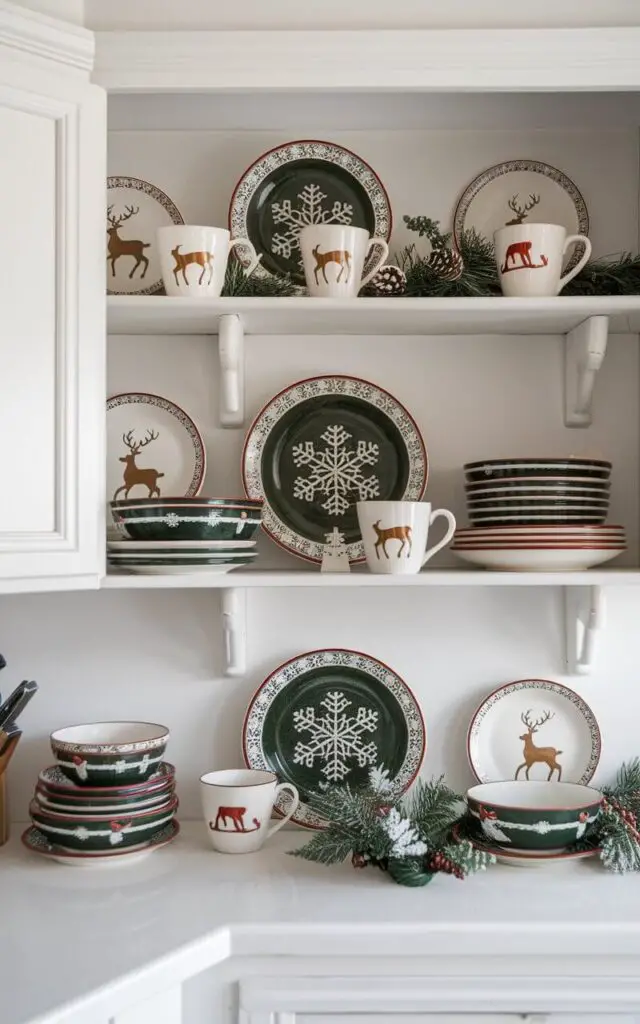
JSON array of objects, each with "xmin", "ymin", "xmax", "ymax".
[
  {"xmin": 109, "ymin": 497, "xmax": 263, "ymax": 574},
  {"xmin": 451, "ymin": 525, "xmax": 626, "ymax": 571}
]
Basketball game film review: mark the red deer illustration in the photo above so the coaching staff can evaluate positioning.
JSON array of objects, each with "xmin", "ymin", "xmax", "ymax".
[
  {"xmin": 372, "ymin": 521, "xmax": 413, "ymax": 559},
  {"xmin": 212, "ymin": 806, "xmax": 247, "ymax": 832},
  {"xmin": 312, "ymin": 245, "xmax": 352, "ymax": 285},
  {"xmin": 505, "ymin": 193, "xmax": 541, "ymax": 226},
  {"xmin": 107, "ymin": 205, "xmax": 150, "ymax": 280},
  {"xmin": 515, "ymin": 709, "xmax": 563, "ymax": 781},
  {"xmin": 171, "ymin": 245, "xmax": 214, "ymax": 286},
  {"xmin": 500, "ymin": 241, "xmax": 549, "ymax": 274},
  {"xmin": 113, "ymin": 429, "xmax": 164, "ymax": 501}
]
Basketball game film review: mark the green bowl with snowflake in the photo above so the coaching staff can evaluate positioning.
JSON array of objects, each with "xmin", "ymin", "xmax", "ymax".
[
  {"xmin": 111, "ymin": 498, "xmax": 263, "ymax": 541},
  {"xmin": 467, "ymin": 781, "xmax": 603, "ymax": 851}
]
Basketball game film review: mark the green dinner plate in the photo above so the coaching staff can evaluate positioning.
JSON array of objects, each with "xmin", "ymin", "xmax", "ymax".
[{"xmin": 243, "ymin": 648, "xmax": 426, "ymax": 829}]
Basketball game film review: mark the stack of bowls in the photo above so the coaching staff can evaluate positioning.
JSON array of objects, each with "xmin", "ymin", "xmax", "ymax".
[
  {"xmin": 108, "ymin": 497, "xmax": 263, "ymax": 574},
  {"xmin": 27, "ymin": 722, "xmax": 178, "ymax": 864},
  {"xmin": 452, "ymin": 458, "xmax": 625, "ymax": 571}
]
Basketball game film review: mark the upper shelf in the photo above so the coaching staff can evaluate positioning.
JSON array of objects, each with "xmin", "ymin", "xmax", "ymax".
[{"xmin": 107, "ymin": 295, "xmax": 640, "ymax": 337}]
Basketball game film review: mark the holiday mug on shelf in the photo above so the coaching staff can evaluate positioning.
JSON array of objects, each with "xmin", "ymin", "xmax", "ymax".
[
  {"xmin": 157, "ymin": 225, "xmax": 261, "ymax": 297},
  {"xmin": 200, "ymin": 768, "xmax": 299, "ymax": 854},
  {"xmin": 299, "ymin": 224, "xmax": 389, "ymax": 298},
  {"xmin": 494, "ymin": 223, "xmax": 592, "ymax": 297},
  {"xmin": 356, "ymin": 501, "xmax": 457, "ymax": 575}
]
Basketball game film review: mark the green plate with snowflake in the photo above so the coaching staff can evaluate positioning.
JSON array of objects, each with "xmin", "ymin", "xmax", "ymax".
[
  {"xmin": 242, "ymin": 648, "xmax": 426, "ymax": 829},
  {"xmin": 242, "ymin": 375, "xmax": 427, "ymax": 563},
  {"xmin": 229, "ymin": 140, "xmax": 392, "ymax": 285}
]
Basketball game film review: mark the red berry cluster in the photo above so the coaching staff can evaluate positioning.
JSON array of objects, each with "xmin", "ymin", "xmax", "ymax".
[
  {"xmin": 427, "ymin": 851, "xmax": 464, "ymax": 879},
  {"xmin": 352, "ymin": 852, "xmax": 368, "ymax": 869}
]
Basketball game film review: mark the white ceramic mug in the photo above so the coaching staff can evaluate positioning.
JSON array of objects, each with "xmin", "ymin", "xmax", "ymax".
[
  {"xmin": 494, "ymin": 223, "xmax": 592, "ymax": 297},
  {"xmin": 357, "ymin": 501, "xmax": 457, "ymax": 575},
  {"xmin": 157, "ymin": 225, "xmax": 261, "ymax": 297},
  {"xmin": 200, "ymin": 768, "xmax": 299, "ymax": 854},
  {"xmin": 299, "ymin": 224, "xmax": 389, "ymax": 297}
]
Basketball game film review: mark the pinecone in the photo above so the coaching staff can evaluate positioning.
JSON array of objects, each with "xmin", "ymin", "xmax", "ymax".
[
  {"xmin": 426, "ymin": 851, "xmax": 464, "ymax": 879},
  {"xmin": 364, "ymin": 264, "xmax": 407, "ymax": 296},
  {"xmin": 352, "ymin": 851, "xmax": 368, "ymax": 869},
  {"xmin": 427, "ymin": 246, "xmax": 464, "ymax": 282}
]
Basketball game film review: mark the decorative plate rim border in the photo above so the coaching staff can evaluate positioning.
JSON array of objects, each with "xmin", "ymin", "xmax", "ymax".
[
  {"xmin": 106, "ymin": 175, "xmax": 184, "ymax": 296},
  {"xmin": 452, "ymin": 158, "xmax": 589, "ymax": 273},
  {"xmin": 241, "ymin": 374, "xmax": 428, "ymax": 564},
  {"xmin": 228, "ymin": 138, "xmax": 392, "ymax": 281},
  {"xmin": 466, "ymin": 677, "xmax": 602, "ymax": 786},
  {"xmin": 242, "ymin": 647, "xmax": 426, "ymax": 830},
  {"xmin": 107, "ymin": 391, "xmax": 206, "ymax": 499},
  {"xmin": 21, "ymin": 819, "xmax": 179, "ymax": 861}
]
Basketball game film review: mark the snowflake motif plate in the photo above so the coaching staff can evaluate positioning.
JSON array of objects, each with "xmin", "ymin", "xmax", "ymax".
[
  {"xmin": 107, "ymin": 176, "xmax": 184, "ymax": 296},
  {"xmin": 242, "ymin": 375, "xmax": 427, "ymax": 563},
  {"xmin": 22, "ymin": 820, "xmax": 179, "ymax": 867},
  {"xmin": 467, "ymin": 678, "xmax": 601, "ymax": 786},
  {"xmin": 243, "ymin": 648, "xmax": 426, "ymax": 829},
  {"xmin": 229, "ymin": 140, "xmax": 392, "ymax": 284},
  {"xmin": 453, "ymin": 159, "xmax": 589, "ymax": 272}
]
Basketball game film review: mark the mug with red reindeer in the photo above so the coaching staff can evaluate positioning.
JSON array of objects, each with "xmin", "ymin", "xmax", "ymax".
[
  {"xmin": 157, "ymin": 226, "xmax": 261, "ymax": 297},
  {"xmin": 356, "ymin": 500, "xmax": 457, "ymax": 575},
  {"xmin": 200, "ymin": 768, "xmax": 299, "ymax": 854},
  {"xmin": 299, "ymin": 224, "xmax": 389, "ymax": 297},
  {"xmin": 494, "ymin": 223, "xmax": 592, "ymax": 297}
]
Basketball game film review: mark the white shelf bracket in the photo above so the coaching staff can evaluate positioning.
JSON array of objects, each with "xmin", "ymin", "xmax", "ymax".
[
  {"xmin": 221, "ymin": 587, "xmax": 247, "ymax": 677},
  {"xmin": 564, "ymin": 315, "xmax": 608, "ymax": 427},
  {"xmin": 218, "ymin": 314, "xmax": 244, "ymax": 428},
  {"xmin": 564, "ymin": 585, "xmax": 606, "ymax": 676}
]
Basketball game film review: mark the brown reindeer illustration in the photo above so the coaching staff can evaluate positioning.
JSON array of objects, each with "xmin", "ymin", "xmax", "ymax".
[
  {"xmin": 171, "ymin": 245, "xmax": 214, "ymax": 286},
  {"xmin": 312, "ymin": 245, "xmax": 352, "ymax": 284},
  {"xmin": 113, "ymin": 429, "xmax": 164, "ymax": 500},
  {"xmin": 210, "ymin": 806, "xmax": 261, "ymax": 832},
  {"xmin": 106, "ymin": 205, "xmax": 150, "ymax": 279},
  {"xmin": 515, "ymin": 709, "xmax": 563, "ymax": 781},
  {"xmin": 500, "ymin": 241, "xmax": 549, "ymax": 274},
  {"xmin": 505, "ymin": 193, "xmax": 541, "ymax": 226},
  {"xmin": 372, "ymin": 521, "xmax": 413, "ymax": 559}
]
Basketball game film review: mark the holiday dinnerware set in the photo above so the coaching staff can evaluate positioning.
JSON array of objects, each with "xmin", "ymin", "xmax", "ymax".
[
  {"xmin": 23, "ymin": 722, "xmax": 179, "ymax": 866},
  {"xmin": 452, "ymin": 457, "xmax": 625, "ymax": 572}
]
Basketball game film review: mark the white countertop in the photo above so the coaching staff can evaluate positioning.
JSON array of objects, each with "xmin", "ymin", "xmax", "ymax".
[{"xmin": 3, "ymin": 822, "xmax": 640, "ymax": 1024}]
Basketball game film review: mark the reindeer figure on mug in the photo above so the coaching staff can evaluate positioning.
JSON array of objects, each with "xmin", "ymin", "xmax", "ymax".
[
  {"xmin": 515, "ymin": 709, "xmax": 563, "ymax": 781},
  {"xmin": 372, "ymin": 521, "xmax": 413, "ymax": 559},
  {"xmin": 312, "ymin": 245, "xmax": 352, "ymax": 285},
  {"xmin": 113, "ymin": 429, "xmax": 165, "ymax": 500}
]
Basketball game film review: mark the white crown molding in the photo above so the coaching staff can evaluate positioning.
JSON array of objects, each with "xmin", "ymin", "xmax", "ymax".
[
  {"xmin": 94, "ymin": 27, "xmax": 640, "ymax": 92},
  {"xmin": 0, "ymin": 0, "xmax": 93, "ymax": 73}
]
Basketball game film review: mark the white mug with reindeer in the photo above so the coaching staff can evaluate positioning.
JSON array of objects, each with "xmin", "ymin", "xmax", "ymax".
[
  {"xmin": 157, "ymin": 226, "xmax": 261, "ymax": 297},
  {"xmin": 356, "ymin": 500, "xmax": 457, "ymax": 575},
  {"xmin": 200, "ymin": 769, "xmax": 299, "ymax": 854},
  {"xmin": 299, "ymin": 224, "xmax": 389, "ymax": 298},
  {"xmin": 494, "ymin": 223, "xmax": 592, "ymax": 297}
]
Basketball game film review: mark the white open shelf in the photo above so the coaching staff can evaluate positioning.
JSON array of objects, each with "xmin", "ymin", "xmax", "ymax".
[{"xmin": 107, "ymin": 295, "xmax": 640, "ymax": 337}]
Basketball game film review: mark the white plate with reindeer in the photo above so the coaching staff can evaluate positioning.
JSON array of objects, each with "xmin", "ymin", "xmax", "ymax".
[
  {"xmin": 453, "ymin": 160, "xmax": 589, "ymax": 272},
  {"xmin": 107, "ymin": 393, "xmax": 206, "ymax": 508},
  {"xmin": 467, "ymin": 678, "xmax": 601, "ymax": 786},
  {"xmin": 107, "ymin": 176, "xmax": 184, "ymax": 296}
]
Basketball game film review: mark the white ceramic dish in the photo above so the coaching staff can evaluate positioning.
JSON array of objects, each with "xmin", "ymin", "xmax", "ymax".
[
  {"xmin": 452, "ymin": 547, "xmax": 623, "ymax": 571},
  {"xmin": 106, "ymin": 176, "xmax": 184, "ymax": 296},
  {"xmin": 108, "ymin": 563, "xmax": 253, "ymax": 575},
  {"xmin": 107, "ymin": 540, "xmax": 256, "ymax": 551},
  {"xmin": 107, "ymin": 551, "xmax": 258, "ymax": 561}
]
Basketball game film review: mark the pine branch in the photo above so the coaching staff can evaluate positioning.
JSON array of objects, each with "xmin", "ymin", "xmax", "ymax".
[
  {"xmin": 222, "ymin": 256, "xmax": 296, "ymax": 297},
  {"xmin": 603, "ymin": 758, "xmax": 640, "ymax": 812},
  {"xmin": 406, "ymin": 776, "xmax": 464, "ymax": 845},
  {"xmin": 403, "ymin": 215, "xmax": 452, "ymax": 249},
  {"xmin": 289, "ymin": 827, "xmax": 355, "ymax": 866}
]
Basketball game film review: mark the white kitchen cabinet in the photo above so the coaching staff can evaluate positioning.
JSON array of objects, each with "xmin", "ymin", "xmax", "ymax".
[{"xmin": 0, "ymin": 1, "xmax": 105, "ymax": 591}]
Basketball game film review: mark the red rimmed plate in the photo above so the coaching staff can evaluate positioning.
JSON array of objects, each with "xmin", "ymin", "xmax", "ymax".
[{"xmin": 22, "ymin": 819, "xmax": 179, "ymax": 867}]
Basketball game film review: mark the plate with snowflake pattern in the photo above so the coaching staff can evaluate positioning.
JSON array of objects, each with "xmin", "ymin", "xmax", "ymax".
[
  {"xmin": 242, "ymin": 649, "xmax": 426, "ymax": 829},
  {"xmin": 242, "ymin": 375, "xmax": 427, "ymax": 564},
  {"xmin": 229, "ymin": 140, "xmax": 392, "ymax": 285}
]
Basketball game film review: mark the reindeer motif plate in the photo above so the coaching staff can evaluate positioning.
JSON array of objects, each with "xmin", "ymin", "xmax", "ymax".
[
  {"xmin": 467, "ymin": 678, "xmax": 601, "ymax": 786},
  {"xmin": 107, "ymin": 393, "xmax": 206, "ymax": 505},
  {"xmin": 106, "ymin": 176, "xmax": 184, "ymax": 296},
  {"xmin": 453, "ymin": 160, "xmax": 589, "ymax": 271},
  {"xmin": 242, "ymin": 376, "xmax": 427, "ymax": 564},
  {"xmin": 243, "ymin": 648, "xmax": 426, "ymax": 829}
]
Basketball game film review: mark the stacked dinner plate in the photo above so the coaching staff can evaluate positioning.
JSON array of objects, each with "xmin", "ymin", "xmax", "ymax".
[
  {"xmin": 452, "ymin": 458, "xmax": 625, "ymax": 571},
  {"xmin": 108, "ymin": 497, "xmax": 263, "ymax": 574}
]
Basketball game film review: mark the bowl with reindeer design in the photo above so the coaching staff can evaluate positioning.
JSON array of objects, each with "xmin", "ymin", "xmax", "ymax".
[
  {"xmin": 110, "ymin": 497, "xmax": 263, "ymax": 541},
  {"xmin": 29, "ymin": 795, "xmax": 178, "ymax": 852},
  {"xmin": 466, "ymin": 781, "xmax": 603, "ymax": 851},
  {"xmin": 50, "ymin": 722, "xmax": 170, "ymax": 787}
]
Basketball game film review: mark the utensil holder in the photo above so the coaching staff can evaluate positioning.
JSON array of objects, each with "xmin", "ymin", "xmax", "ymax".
[{"xmin": 0, "ymin": 736, "xmax": 20, "ymax": 847}]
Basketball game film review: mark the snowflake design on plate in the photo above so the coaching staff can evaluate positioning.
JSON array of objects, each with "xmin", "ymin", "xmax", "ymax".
[
  {"xmin": 292, "ymin": 690, "xmax": 378, "ymax": 782},
  {"xmin": 164, "ymin": 513, "xmax": 180, "ymax": 527},
  {"xmin": 271, "ymin": 183, "xmax": 353, "ymax": 266},
  {"xmin": 292, "ymin": 424, "xmax": 380, "ymax": 516}
]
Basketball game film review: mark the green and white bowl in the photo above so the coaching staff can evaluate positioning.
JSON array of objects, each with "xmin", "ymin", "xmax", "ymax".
[
  {"xmin": 466, "ymin": 780, "xmax": 602, "ymax": 851},
  {"xmin": 38, "ymin": 762, "xmax": 175, "ymax": 802},
  {"xmin": 111, "ymin": 497, "xmax": 263, "ymax": 541},
  {"xmin": 29, "ymin": 796, "xmax": 178, "ymax": 852},
  {"xmin": 50, "ymin": 722, "xmax": 170, "ymax": 787}
]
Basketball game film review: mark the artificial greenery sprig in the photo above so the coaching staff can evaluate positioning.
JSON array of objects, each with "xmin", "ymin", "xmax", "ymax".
[{"xmin": 222, "ymin": 255, "xmax": 297, "ymax": 297}]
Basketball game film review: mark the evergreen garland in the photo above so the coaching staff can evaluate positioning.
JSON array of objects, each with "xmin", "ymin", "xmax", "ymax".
[{"xmin": 222, "ymin": 255, "xmax": 297, "ymax": 298}]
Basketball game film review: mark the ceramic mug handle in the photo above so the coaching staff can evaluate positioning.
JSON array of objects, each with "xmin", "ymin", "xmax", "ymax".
[
  {"xmin": 229, "ymin": 236, "xmax": 262, "ymax": 278},
  {"xmin": 421, "ymin": 509, "xmax": 457, "ymax": 566},
  {"xmin": 267, "ymin": 782, "xmax": 300, "ymax": 838},
  {"xmin": 557, "ymin": 234, "xmax": 592, "ymax": 292},
  {"xmin": 360, "ymin": 237, "xmax": 390, "ymax": 288}
]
